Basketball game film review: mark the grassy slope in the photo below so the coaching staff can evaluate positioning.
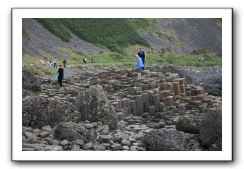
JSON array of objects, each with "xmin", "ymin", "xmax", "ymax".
[
  {"xmin": 35, "ymin": 18, "xmax": 149, "ymax": 52},
  {"xmin": 23, "ymin": 18, "xmax": 221, "ymax": 73}
]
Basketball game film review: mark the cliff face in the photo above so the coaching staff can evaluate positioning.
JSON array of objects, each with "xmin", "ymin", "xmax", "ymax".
[{"xmin": 22, "ymin": 18, "xmax": 221, "ymax": 58}]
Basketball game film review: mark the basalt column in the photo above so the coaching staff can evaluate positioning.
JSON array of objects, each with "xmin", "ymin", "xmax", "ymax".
[
  {"xmin": 142, "ymin": 93, "xmax": 149, "ymax": 112},
  {"xmin": 135, "ymin": 95, "xmax": 143, "ymax": 116}
]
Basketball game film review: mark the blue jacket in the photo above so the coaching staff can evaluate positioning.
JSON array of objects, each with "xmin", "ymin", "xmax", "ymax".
[{"xmin": 136, "ymin": 56, "xmax": 144, "ymax": 69}]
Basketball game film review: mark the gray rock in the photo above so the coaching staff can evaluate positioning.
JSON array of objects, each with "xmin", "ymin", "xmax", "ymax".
[
  {"xmin": 75, "ymin": 85, "xmax": 118, "ymax": 129},
  {"xmin": 121, "ymin": 139, "xmax": 131, "ymax": 146},
  {"xmin": 71, "ymin": 144, "xmax": 80, "ymax": 151},
  {"xmin": 99, "ymin": 135, "xmax": 112, "ymax": 143},
  {"xmin": 54, "ymin": 122, "xmax": 87, "ymax": 141},
  {"xmin": 176, "ymin": 115, "xmax": 200, "ymax": 134},
  {"xmin": 122, "ymin": 145, "xmax": 130, "ymax": 150},
  {"xmin": 142, "ymin": 129, "xmax": 190, "ymax": 151},
  {"xmin": 72, "ymin": 139, "xmax": 84, "ymax": 146},
  {"xmin": 60, "ymin": 140, "xmax": 69, "ymax": 146},
  {"xmin": 92, "ymin": 144, "xmax": 106, "ymax": 151},
  {"xmin": 44, "ymin": 145, "xmax": 63, "ymax": 151},
  {"xmin": 111, "ymin": 144, "xmax": 122, "ymax": 151},
  {"xmin": 199, "ymin": 108, "xmax": 222, "ymax": 150},
  {"xmin": 23, "ymin": 96, "xmax": 80, "ymax": 128},
  {"xmin": 84, "ymin": 124, "xmax": 93, "ymax": 129},
  {"xmin": 83, "ymin": 142, "xmax": 93, "ymax": 150},
  {"xmin": 38, "ymin": 131, "xmax": 50, "ymax": 138}
]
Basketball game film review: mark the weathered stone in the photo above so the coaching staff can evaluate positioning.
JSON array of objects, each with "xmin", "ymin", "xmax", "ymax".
[
  {"xmin": 135, "ymin": 95, "xmax": 143, "ymax": 116},
  {"xmin": 54, "ymin": 122, "xmax": 86, "ymax": 141},
  {"xmin": 60, "ymin": 140, "xmax": 69, "ymax": 146},
  {"xmin": 173, "ymin": 82, "xmax": 180, "ymax": 95},
  {"xmin": 92, "ymin": 144, "xmax": 106, "ymax": 151},
  {"xmin": 111, "ymin": 143, "xmax": 122, "ymax": 150},
  {"xmin": 99, "ymin": 135, "xmax": 113, "ymax": 143},
  {"xmin": 148, "ymin": 106, "xmax": 156, "ymax": 116},
  {"xmin": 84, "ymin": 124, "xmax": 93, "ymax": 129},
  {"xmin": 152, "ymin": 94, "xmax": 160, "ymax": 112},
  {"xmin": 23, "ymin": 96, "xmax": 80, "ymax": 128},
  {"xmin": 200, "ymin": 108, "xmax": 222, "ymax": 149},
  {"xmin": 122, "ymin": 145, "xmax": 130, "ymax": 150},
  {"xmin": 75, "ymin": 85, "xmax": 118, "ymax": 129},
  {"xmin": 176, "ymin": 115, "xmax": 200, "ymax": 134},
  {"xmin": 142, "ymin": 129, "xmax": 190, "ymax": 151},
  {"xmin": 142, "ymin": 93, "xmax": 149, "ymax": 112},
  {"xmin": 72, "ymin": 139, "xmax": 84, "ymax": 146},
  {"xmin": 38, "ymin": 131, "xmax": 50, "ymax": 138},
  {"xmin": 130, "ymin": 100, "xmax": 137, "ymax": 115},
  {"xmin": 71, "ymin": 144, "xmax": 80, "ymax": 151},
  {"xmin": 121, "ymin": 139, "xmax": 131, "ymax": 146},
  {"xmin": 130, "ymin": 146, "xmax": 138, "ymax": 151},
  {"xmin": 83, "ymin": 142, "xmax": 93, "ymax": 150}
]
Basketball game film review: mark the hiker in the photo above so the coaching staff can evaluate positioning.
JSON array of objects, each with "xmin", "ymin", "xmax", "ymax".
[
  {"xmin": 63, "ymin": 59, "xmax": 67, "ymax": 68},
  {"xmin": 91, "ymin": 57, "xmax": 96, "ymax": 63},
  {"xmin": 135, "ymin": 54, "xmax": 144, "ymax": 80},
  {"xmin": 39, "ymin": 59, "xmax": 45, "ymax": 65},
  {"xmin": 53, "ymin": 58, "xmax": 57, "ymax": 68},
  {"xmin": 83, "ymin": 58, "xmax": 87, "ymax": 64},
  {"xmin": 137, "ymin": 48, "xmax": 146, "ymax": 70},
  {"xmin": 57, "ymin": 65, "xmax": 64, "ymax": 87}
]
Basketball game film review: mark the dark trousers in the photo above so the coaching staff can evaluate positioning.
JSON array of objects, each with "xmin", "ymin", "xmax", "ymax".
[
  {"xmin": 54, "ymin": 63, "xmax": 57, "ymax": 68},
  {"xmin": 58, "ymin": 76, "xmax": 63, "ymax": 87},
  {"xmin": 142, "ymin": 59, "xmax": 145, "ymax": 70}
]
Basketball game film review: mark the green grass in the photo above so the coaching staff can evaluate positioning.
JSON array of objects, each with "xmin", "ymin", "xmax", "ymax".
[
  {"xmin": 60, "ymin": 47, "xmax": 221, "ymax": 68},
  {"xmin": 35, "ymin": 18, "xmax": 71, "ymax": 42},
  {"xmin": 23, "ymin": 55, "xmax": 60, "ymax": 76},
  {"xmin": 36, "ymin": 18, "xmax": 150, "ymax": 52}
]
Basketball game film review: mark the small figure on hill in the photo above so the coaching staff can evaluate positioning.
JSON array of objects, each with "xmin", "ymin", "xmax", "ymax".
[
  {"xmin": 135, "ymin": 54, "xmax": 144, "ymax": 80},
  {"xmin": 83, "ymin": 58, "xmax": 87, "ymax": 64},
  {"xmin": 63, "ymin": 59, "xmax": 67, "ymax": 68},
  {"xmin": 137, "ymin": 48, "xmax": 146, "ymax": 70},
  {"xmin": 53, "ymin": 58, "xmax": 57, "ymax": 68},
  {"xmin": 39, "ymin": 59, "xmax": 45, "ymax": 65},
  {"xmin": 91, "ymin": 57, "xmax": 96, "ymax": 63},
  {"xmin": 57, "ymin": 65, "xmax": 64, "ymax": 87}
]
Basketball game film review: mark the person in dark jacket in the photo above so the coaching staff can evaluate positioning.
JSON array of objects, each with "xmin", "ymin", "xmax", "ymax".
[
  {"xmin": 137, "ymin": 48, "xmax": 146, "ymax": 70},
  {"xmin": 63, "ymin": 59, "xmax": 67, "ymax": 68},
  {"xmin": 57, "ymin": 65, "xmax": 64, "ymax": 87}
]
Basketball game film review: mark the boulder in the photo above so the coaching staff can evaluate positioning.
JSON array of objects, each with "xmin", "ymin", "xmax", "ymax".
[
  {"xmin": 176, "ymin": 115, "xmax": 201, "ymax": 134},
  {"xmin": 142, "ymin": 129, "xmax": 190, "ymax": 151},
  {"xmin": 22, "ymin": 96, "xmax": 80, "ymax": 128},
  {"xmin": 199, "ymin": 108, "xmax": 222, "ymax": 150},
  {"xmin": 75, "ymin": 85, "xmax": 118, "ymax": 129},
  {"xmin": 22, "ymin": 66, "xmax": 41, "ymax": 92},
  {"xmin": 54, "ymin": 122, "xmax": 87, "ymax": 141}
]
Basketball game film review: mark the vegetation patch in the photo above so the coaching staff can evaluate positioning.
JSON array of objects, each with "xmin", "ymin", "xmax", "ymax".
[{"xmin": 36, "ymin": 18, "xmax": 150, "ymax": 52}]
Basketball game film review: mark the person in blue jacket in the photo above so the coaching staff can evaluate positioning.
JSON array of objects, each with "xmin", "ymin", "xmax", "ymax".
[{"xmin": 135, "ymin": 54, "xmax": 144, "ymax": 80}]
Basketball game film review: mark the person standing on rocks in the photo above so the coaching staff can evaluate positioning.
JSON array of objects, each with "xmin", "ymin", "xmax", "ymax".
[
  {"xmin": 137, "ymin": 48, "xmax": 146, "ymax": 70},
  {"xmin": 135, "ymin": 54, "xmax": 144, "ymax": 80},
  {"xmin": 57, "ymin": 65, "xmax": 64, "ymax": 87},
  {"xmin": 63, "ymin": 59, "xmax": 67, "ymax": 68}
]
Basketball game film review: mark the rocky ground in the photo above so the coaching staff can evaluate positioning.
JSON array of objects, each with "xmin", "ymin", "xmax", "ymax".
[{"xmin": 22, "ymin": 65, "xmax": 222, "ymax": 151}]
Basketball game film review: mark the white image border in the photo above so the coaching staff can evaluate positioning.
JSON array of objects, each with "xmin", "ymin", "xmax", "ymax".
[{"xmin": 12, "ymin": 8, "xmax": 232, "ymax": 161}]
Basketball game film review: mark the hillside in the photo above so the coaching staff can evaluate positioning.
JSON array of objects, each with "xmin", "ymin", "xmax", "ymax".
[{"xmin": 23, "ymin": 18, "xmax": 221, "ymax": 57}]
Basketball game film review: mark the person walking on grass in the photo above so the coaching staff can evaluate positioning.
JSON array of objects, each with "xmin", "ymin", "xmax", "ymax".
[
  {"xmin": 135, "ymin": 54, "xmax": 144, "ymax": 80},
  {"xmin": 63, "ymin": 59, "xmax": 67, "ymax": 68},
  {"xmin": 53, "ymin": 58, "xmax": 57, "ymax": 68},
  {"xmin": 137, "ymin": 48, "xmax": 146, "ymax": 70},
  {"xmin": 57, "ymin": 65, "xmax": 64, "ymax": 87}
]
